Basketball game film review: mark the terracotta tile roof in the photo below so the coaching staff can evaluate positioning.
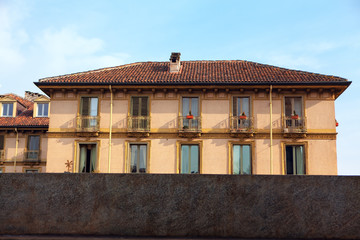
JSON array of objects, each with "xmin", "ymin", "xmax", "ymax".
[
  {"xmin": 0, "ymin": 94, "xmax": 49, "ymax": 128},
  {"xmin": 37, "ymin": 60, "xmax": 349, "ymax": 86}
]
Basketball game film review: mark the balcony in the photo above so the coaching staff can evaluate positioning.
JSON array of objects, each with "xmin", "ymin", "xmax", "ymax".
[
  {"xmin": 127, "ymin": 116, "xmax": 150, "ymax": 137},
  {"xmin": 76, "ymin": 116, "xmax": 100, "ymax": 132},
  {"xmin": 283, "ymin": 116, "xmax": 307, "ymax": 138},
  {"xmin": 178, "ymin": 116, "xmax": 202, "ymax": 138},
  {"xmin": 24, "ymin": 150, "xmax": 40, "ymax": 164},
  {"xmin": 230, "ymin": 116, "xmax": 254, "ymax": 135}
]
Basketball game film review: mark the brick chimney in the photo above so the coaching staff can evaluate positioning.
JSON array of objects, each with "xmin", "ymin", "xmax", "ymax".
[{"xmin": 169, "ymin": 52, "xmax": 181, "ymax": 73}]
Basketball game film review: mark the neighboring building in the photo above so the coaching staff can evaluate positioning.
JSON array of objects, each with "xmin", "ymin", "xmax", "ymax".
[
  {"xmin": 0, "ymin": 92, "xmax": 49, "ymax": 173},
  {"xmin": 35, "ymin": 53, "xmax": 350, "ymax": 175}
]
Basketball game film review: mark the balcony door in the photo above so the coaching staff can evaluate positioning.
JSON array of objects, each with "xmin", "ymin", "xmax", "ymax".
[
  {"xmin": 180, "ymin": 144, "xmax": 199, "ymax": 174},
  {"xmin": 182, "ymin": 97, "xmax": 199, "ymax": 130},
  {"xmin": 26, "ymin": 135, "xmax": 40, "ymax": 161},
  {"xmin": 130, "ymin": 97, "xmax": 149, "ymax": 131},
  {"xmin": 129, "ymin": 144, "xmax": 147, "ymax": 173},
  {"xmin": 284, "ymin": 97, "xmax": 304, "ymax": 129},
  {"xmin": 80, "ymin": 97, "xmax": 98, "ymax": 129},
  {"xmin": 285, "ymin": 145, "xmax": 305, "ymax": 175},
  {"xmin": 79, "ymin": 144, "xmax": 97, "ymax": 173},
  {"xmin": 232, "ymin": 97, "xmax": 250, "ymax": 129}
]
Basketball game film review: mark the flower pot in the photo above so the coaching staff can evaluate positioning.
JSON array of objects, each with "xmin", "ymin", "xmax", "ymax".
[
  {"xmin": 239, "ymin": 116, "xmax": 247, "ymax": 120},
  {"xmin": 291, "ymin": 115, "xmax": 299, "ymax": 120},
  {"xmin": 186, "ymin": 115, "xmax": 194, "ymax": 119}
]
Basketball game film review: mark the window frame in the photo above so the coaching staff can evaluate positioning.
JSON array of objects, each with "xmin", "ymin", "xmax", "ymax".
[
  {"xmin": 25, "ymin": 135, "xmax": 41, "ymax": 161},
  {"xmin": 125, "ymin": 140, "xmax": 151, "ymax": 173},
  {"xmin": 76, "ymin": 141, "xmax": 99, "ymax": 173},
  {"xmin": 177, "ymin": 140, "xmax": 202, "ymax": 174},
  {"xmin": 232, "ymin": 96, "xmax": 251, "ymax": 117},
  {"xmin": 36, "ymin": 102, "xmax": 49, "ymax": 117},
  {"xmin": 281, "ymin": 141, "xmax": 308, "ymax": 175},
  {"xmin": 283, "ymin": 96, "xmax": 304, "ymax": 117},
  {"xmin": 23, "ymin": 167, "xmax": 41, "ymax": 173},
  {"xmin": 1, "ymin": 102, "xmax": 14, "ymax": 117},
  {"xmin": 229, "ymin": 141, "xmax": 254, "ymax": 175}
]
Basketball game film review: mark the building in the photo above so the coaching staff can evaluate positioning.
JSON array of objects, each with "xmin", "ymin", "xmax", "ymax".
[
  {"xmin": 35, "ymin": 53, "xmax": 350, "ymax": 175},
  {"xmin": 0, "ymin": 92, "xmax": 49, "ymax": 173}
]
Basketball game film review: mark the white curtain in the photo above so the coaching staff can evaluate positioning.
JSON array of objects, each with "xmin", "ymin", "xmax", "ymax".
[{"xmin": 79, "ymin": 145, "xmax": 86, "ymax": 172}]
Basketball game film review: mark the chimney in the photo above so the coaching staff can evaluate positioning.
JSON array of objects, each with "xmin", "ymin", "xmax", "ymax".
[
  {"xmin": 169, "ymin": 52, "xmax": 181, "ymax": 73},
  {"xmin": 24, "ymin": 91, "xmax": 42, "ymax": 102}
]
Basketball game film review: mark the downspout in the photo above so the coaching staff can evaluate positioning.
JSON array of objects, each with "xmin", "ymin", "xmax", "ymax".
[
  {"xmin": 270, "ymin": 85, "xmax": 273, "ymax": 174},
  {"xmin": 108, "ymin": 85, "xmax": 113, "ymax": 173},
  {"xmin": 14, "ymin": 128, "xmax": 18, "ymax": 173}
]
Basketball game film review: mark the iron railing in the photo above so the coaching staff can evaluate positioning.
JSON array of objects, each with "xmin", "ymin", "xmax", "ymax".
[
  {"xmin": 282, "ymin": 116, "xmax": 307, "ymax": 133},
  {"xmin": 76, "ymin": 116, "xmax": 100, "ymax": 132},
  {"xmin": 178, "ymin": 116, "xmax": 202, "ymax": 132},
  {"xmin": 229, "ymin": 116, "xmax": 254, "ymax": 132},
  {"xmin": 127, "ymin": 116, "xmax": 150, "ymax": 132},
  {"xmin": 24, "ymin": 150, "xmax": 40, "ymax": 162}
]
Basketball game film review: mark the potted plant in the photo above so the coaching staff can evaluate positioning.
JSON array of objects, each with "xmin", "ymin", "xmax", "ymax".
[
  {"xmin": 186, "ymin": 111, "xmax": 194, "ymax": 119},
  {"xmin": 291, "ymin": 110, "xmax": 299, "ymax": 120},
  {"xmin": 336, "ymin": 119, "xmax": 339, "ymax": 127},
  {"xmin": 239, "ymin": 112, "xmax": 247, "ymax": 120}
]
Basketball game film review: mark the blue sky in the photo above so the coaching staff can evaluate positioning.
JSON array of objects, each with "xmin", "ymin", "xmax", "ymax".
[{"xmin": 0, "ymin": 0, "xmax": 359, "ymax": 174}]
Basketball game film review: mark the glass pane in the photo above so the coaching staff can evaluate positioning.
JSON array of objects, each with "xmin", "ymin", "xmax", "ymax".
[
  {"xmin": 295, "ymin": 146, "xmax": 304, "ymax": 174},
  {"xmin": 190, "ymin": 145, "xmax": 199, "ymax": 174},
  {"xmin": 38, "ymin": 104, "xmax": 43, "ymax": 116},
  {"xmin": 241, "ymin": 98, "xmax": 250, "ymax": 116},
  {"xmin": 140, "ymin": 97, "xmax": 148, "ymax": 116},
  {"xmin": 285, "ymin": 97, "xmax": 292, "ymax": 117},
  {"xmin": 182, "ymin": 98, "xmax": 190, "ymax": 116},
  {"xmin": 286, "ymin": 146, "xmax": 294, "ymax": 174},
  {"xmin": 2, "ymin": 104, "xmax": 8, "ymax": 116},
  {"xmin": 130, "ymin": 145, "xmax": 138, "ymax": 173},
  {"xmin": 0, "ymin": 135, "xmax": 4, "ymax": 150},
  {"xmin": 191, "ymin": 98, "xmax": 199, "ymax": 116},
  {"xmin": 81, "ymin": 98, "xmax": 90, "ymax": 116},
  {"xmin": 181, "ymin": 145, "xmax": 189, "ymax": 174},
  {"xmin": 294, "ymin": 98, "xmax": 302, "ymax": 117},
  {"xmin": 8, "ymin": 103, "xmax": 13, "ymax": 116},
  {"xmin": 44, "ymin": 103, "xmax": 49, "ymax": 116},
  {"xmin": 242, "ymin": 145, "xmax": 251, "ymax": 174},
  {"xmin": 28, "ymin": 136, "xmax": 40, "ymax": 150},
  {"xmin": 90, "ymin": 98, "xmax": 98, "ymax": 116},
  {"xmin": 131, "ymin": 97, "xmax": 139, "ymax": 116},
  {"xmin": 139, "ymin": 145, "xmax": 147, "ymax": 173},
  {"xmin": 233, "ymin": 145, "xmax": 241, "ymax": 174}
]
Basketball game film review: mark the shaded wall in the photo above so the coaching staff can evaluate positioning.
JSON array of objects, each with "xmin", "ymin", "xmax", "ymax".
[{"xmin": 0, "ymin": 174, "xmax": 359, "ymax": 239}]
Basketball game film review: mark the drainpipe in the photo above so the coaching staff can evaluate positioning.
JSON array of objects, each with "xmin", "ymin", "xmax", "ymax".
[
  {"xmin": 14, "ymin": 128, "xmax": 18, "ymax": 173},
  {"xmin": 108, "ymin": 85, "xmax": 113, "ymax": 173},
  {"xmin": 270, "ymin": 85, "xmax": 273, "ymax": 174}
]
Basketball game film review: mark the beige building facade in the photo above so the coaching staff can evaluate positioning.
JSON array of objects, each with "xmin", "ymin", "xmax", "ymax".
[{"xmin": 36, "ymin": 53, "xmax": 350, "ymax": 175}]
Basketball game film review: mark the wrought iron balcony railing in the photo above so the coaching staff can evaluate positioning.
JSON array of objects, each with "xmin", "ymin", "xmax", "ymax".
[
  {"xmin": 230, "ymin": 116, "xmax": 254, "ymax": 132},
  {"xmin": 24, "ymin": 150, "xmax": 40, "ymax": 162},
  {"xmin": 127, "ymin": 116, "xmax": 150, "ymax": 132},
  {"xmin": 76, "ymin": 116, "xmax": 100, "ymax": 132},
  {"xmin": 283, "ymin": 116, "xmax": 307, "ymax": 133},
  {"xmin": 178, "ymin": 116, "xmax": 202, "ymax": 132}
]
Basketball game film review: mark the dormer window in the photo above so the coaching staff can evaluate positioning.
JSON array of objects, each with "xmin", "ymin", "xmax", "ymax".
[
  {"xmin": 37, "ymin": 103, "xmax": 49, "ymax": 117},
  {"xmin": 2, "ymin": 103, "xmax": 14, "ymax": 117}
]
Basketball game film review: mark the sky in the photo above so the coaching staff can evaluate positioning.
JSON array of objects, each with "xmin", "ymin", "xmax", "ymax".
[{"xmin": 0, "ymin": 0, "xmax": 359, "ymax": 175}]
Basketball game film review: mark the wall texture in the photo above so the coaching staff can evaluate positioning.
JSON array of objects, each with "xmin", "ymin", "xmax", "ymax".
[{"xmin": 0, "ymin": 174, "xmax": 359, "ymax": 239}]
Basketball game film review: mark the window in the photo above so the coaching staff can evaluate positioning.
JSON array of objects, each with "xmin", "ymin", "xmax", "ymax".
[
  {"xmin": 129, "ymin": 144, "xmax": 147, "ymax": 173},
  {"xmin": 181, "ymin": 97, "xmax": 199, "ymax": 131},
  {"xmin": 37, "ymin": 103, "xmax": 49, "ymax": 117},
  {"xmin": 129, "ymin": 97, "xmax": 149, "ymax": 131},
  {"xmin": 25, "ymin": 169, "xmax": 39, "ymax": 173},
  {"xmin": 232, "ymin": 97, "xmax": 251, "ymax": 130},
  {"xmin": 79, "ymin": 97, "xmax": 99, "ymax": 129},
  {"xmin": 232, "ymin": 144, "xmax": 251, "ymax": 175},
  {"xmin": 0, "ymin": 135, "xmax": 4, "ymax": 160},
  {"xmin": 285, "ymin": 145, "xmax": 305, "ymax": 175},
  {"xmin": 2, "ymin": 103, "xmax": 13, "ymax": 117},
  {"xmin": 79, "ymin": 144, "xmax": 97, "ymax": 173},
  {"xmin": 25, "ymin": 135, "xmax": 40, "ymax": 161},
  {"xmin": 180, "ymin": 144, "xmax": 199, "ymax": 174},
  {"xmin": 284, "ymin": 97, "xmax": 305, "ymax": 130}
]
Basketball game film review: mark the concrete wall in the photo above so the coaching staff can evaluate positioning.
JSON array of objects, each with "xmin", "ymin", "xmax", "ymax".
[{"xmin": 0, "ymin": 174, "xmax": 359, "ymax": 239}]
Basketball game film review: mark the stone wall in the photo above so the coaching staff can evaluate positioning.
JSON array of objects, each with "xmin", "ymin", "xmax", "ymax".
[{"xmin": 0, "ymin": 174, "xmax": 359, "ymax": 239}]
